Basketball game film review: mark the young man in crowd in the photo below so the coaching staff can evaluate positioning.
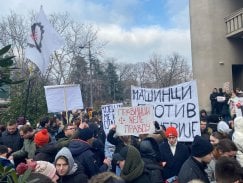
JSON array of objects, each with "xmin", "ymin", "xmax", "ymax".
[
  {"xmin": 159, "ymin": 127, "xmax": 190, "ymax": 181},
  {"xmin": 178, "ymin": 135, "xmax": 213, "ymax": 183}
]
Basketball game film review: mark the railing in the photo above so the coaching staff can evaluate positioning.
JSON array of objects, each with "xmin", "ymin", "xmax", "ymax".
[{"xmin": 225, "ymin": 8, "xmax": 243, "ymax": 38}]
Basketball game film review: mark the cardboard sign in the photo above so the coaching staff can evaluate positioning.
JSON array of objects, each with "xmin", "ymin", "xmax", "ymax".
[
  {"xmin": 131, "ymin": 80, "xmax": 200, "ymax": 142},
  {"xmin": 44, "ymin": 84, "xmax": 83, "ymax": 113},
  {"xmin": 114, "ymin": 105, "xmax": 155, "ymax": 136},
  {"xmin": 101, "ymin": 103, "xmax": 123, "ymax": 134}
]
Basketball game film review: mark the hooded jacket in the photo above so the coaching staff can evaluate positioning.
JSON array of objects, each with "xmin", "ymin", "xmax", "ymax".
[
  {"xmin": 33, "ymin": 142, "xmax": 59, "ymax": 162},
  {"xmin": 55, "ymin": 147, "xmax": 88, "ymax": 183},
  {"xmin": 121, "ymin": 145, "xmax": 150, "ymax": 183},
  {"xmin": 140, "ymin": 138, "xmax": 163, "ymax": 183},
  {"xmin": 68, "ymin": 139, "xmax": 108, "ymax": 178}
]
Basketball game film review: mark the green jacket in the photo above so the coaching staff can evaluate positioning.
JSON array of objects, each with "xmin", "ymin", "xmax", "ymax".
[{"xmin": 12, "ymin": 138, "xmax": 36, "ymax": 159}]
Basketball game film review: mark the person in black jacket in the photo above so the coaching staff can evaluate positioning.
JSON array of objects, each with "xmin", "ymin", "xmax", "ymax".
[
  {"xmin": 55, "ymin": 147, "xmax": 88, "ymax": 183},
  {"xmin": 0, "ymin": 120, "xmax": 23, "ymax": 153},
  {"xmin": 68, "ymin": 127, "xmax": 110, "ymax": 178},
  {"xmin": 159, "ymin": 127, "xmax": 189, "ymax": 181},
  {"xmin": 178, "ymin": 135, "xmax": 214, "ymax": 183},
  {"xmin": 210, "ymin": 88, "xmax": 218, "ymax": 115},
  {"xmin": 140, "ymin": 137, "xmax": 163, "ymax": 183}
]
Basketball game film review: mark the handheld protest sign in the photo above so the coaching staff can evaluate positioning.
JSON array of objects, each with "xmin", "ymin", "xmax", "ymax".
[
  {"xmin": 44, "ymin": 84, "xmax": 83, "ymax": 113},
  {"xmin": 131, "ymin": 80, "xmax": 201, "ymax": 142},
  {"xmin": 101, "ymin": 103, "xmax": 123, "ymax": 135},
  {"xmin": 114, "ymin": 105, "xmax": 155, "ymax": 136}
]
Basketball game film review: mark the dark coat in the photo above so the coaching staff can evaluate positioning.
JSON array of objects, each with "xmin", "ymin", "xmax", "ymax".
[
  {"xmin": 68, "ymin": 139, "xmax": 107, "ymax": 178},
  {"xmin": 0, "ymin": 157, "xmax": 14, "ymax": 168},
  {"xmin": 127, "ymin": 171, "xmax": 151, "ymax": 183},
  {"xmin": 178, "ymin": 156, "xmax": 210, "ymax": 183},
  {"xmin": 0, "ymin": 129, "xmax": 23, "ymax": 153},
  {"xmin": 159, "ymin": 141, "xmax": 190, "ymax": 180},
  {"xmin": 33, "ymin": 142, "xmax": 59, "ymax": 162},
  {"xmin": 57, "ymin": 165, "xmax": 88, "ymax": 183},
  {"xmin": 140, "ymin": 138, "xmax": 163, "ymax": 183}
]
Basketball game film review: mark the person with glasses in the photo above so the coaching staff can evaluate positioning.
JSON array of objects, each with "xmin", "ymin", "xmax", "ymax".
[
  {"xmin": 57, "ymin": 124, "xmax": 77, "ymax": 149},
  {"xmin": 159, "ymin": 126, "xmax": 190, "ymax": 182}
]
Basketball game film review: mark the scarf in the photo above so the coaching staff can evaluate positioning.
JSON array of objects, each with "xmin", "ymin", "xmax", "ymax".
[{"xmin": 120, "ymin": 145, "xmax": 144, "ymax": 182}]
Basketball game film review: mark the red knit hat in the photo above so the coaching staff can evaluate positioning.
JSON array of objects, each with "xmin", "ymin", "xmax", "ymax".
[
  {"xmin": 34, "ymin": 129, "xmax": 49, "ymax": 147},
  {"xmin": 165, "ymin": 127, "xmax": 178, "ymax": 137}
]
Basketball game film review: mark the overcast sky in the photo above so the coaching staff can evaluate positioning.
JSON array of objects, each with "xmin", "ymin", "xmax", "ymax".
[{"xmin": 0, "ymin": 0, "xmax": 191, "ymax": 65}]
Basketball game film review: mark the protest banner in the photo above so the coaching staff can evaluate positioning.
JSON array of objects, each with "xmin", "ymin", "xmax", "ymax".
[
  {"xmin": 44, "ymin": 84, "xmax": 83, "ymax": 113},
  {"xmin": 131, "ymin": 80, "xmax": 200, "ymax": 141},
  {"xmin": 101, "ymin": 103, "xmax": 123, "ymax": 134},
  {"xmin": 114, "ymin": 105, "xmax": 155, "ymax": 136}
]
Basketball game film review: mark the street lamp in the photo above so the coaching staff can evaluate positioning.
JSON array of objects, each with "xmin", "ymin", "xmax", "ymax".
[{"xmin": 79, "ymin": 42, "xmax": 93, "ymax": 108}]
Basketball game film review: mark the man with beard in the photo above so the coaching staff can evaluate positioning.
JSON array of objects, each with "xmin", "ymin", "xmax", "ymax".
[
  {"xmin": 0, "ymin": 120, "xmax": 23, "ymax": 153},
  {"xmin": 10, "ymin": 125, "xmax": 36, "ymax": 161}
]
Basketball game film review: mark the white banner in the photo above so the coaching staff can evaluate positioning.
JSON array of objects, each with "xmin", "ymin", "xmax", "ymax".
[
  {"xmin": 131, "ymin": 80, "xmax": 200, "ymax": 142},
  {"xmin": 114, "ymin": 105, "xmax": 155, "ymax": 136},
  {"xmin": 44, "ymin": 84, "xmax": 83, "ymax": 113},
  {"xmin": 101, "ymin": 103, "xmax": 123, "ymax": 135}
]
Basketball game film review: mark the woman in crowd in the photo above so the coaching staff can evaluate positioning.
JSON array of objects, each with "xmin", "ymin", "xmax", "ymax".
[{"xmin": 55, "ymin": 147, "xmax": 88, "ymax": 183}]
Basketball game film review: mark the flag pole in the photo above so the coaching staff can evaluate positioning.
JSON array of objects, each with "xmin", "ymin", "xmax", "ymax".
[{"xmin": 63, "ymin": 85, "xmax": 69, "ymax": 124}]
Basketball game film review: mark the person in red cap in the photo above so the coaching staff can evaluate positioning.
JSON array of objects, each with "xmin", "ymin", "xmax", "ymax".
[
  {"xmin": 33, "ymin": 129, "xmax": 59, "ymax": 162},
  {"xmin": 159, "ymin": 126, "xmax": 190, "ymax": 182}
]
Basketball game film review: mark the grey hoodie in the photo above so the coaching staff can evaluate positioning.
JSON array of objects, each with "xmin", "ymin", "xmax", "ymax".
[{"xmin": 55, "ymin": 147, "xmax": 78, "ymax": 175}]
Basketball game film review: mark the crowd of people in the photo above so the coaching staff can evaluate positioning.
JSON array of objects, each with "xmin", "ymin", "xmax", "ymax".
[{"xmin": 0, "ymin": 88, "xmax": 242, "ymax": 183}]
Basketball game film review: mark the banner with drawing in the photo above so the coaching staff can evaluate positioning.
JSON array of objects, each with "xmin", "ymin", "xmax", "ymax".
[
  {"xmin": 131, "ymin": 80, "xmax": 200, "ymax": 142},
  {"xmin": 114, "ymin": 105, "xmax": 155, "ymax": 136},
  {"xmin": 101, "ymin": 103, "xmax": 123, "ymax": 134}
]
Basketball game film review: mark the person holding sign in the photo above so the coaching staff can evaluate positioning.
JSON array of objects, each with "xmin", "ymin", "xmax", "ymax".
[
  {"xmin": 107, "ymin": 125, "xmax": 139, "ymax": 173},
  {"xmin": 159, "ymin": 127, "xmax": 190, "ymax": 181}
]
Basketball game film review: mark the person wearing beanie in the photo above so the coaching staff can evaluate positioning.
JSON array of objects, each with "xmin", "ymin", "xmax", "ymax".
[
  {"xmin": 34, "ymin": 161, "xmax": 59, "ymax": 183},
  {"xmin": 34, "ymin": 129, "xmax": 50, "ymax": 147},
  {"xmin": 68, "ymin": 126, "xmax": 110, "ymax": 178},
  {"xmin": 33, "ymin": 129, "xmax": 59, "ymax": 162},
  {"xmin": 16, "ymin": 160, "xmax": 59, "ymax": 183},
  {"xmin": 55, "ymin": 147, "xmax": 88, "ymax": 183},
  {"xmin": 178, "ymin": 135, "xmax": 213, "ymax": 183},
  {"xmin": 159, "ymin": 126, "xmax": 190, "ymax": 181}
]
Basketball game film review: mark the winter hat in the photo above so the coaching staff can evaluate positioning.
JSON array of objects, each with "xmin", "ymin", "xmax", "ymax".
[
  {"xmin": 34, "ymin": 161, "xmax": 57, "ymax": 180},
  {"xmin": 78, "ymin": 127, "xmax": 94, "ymax": 141},
  {"xmin": 165, "ymin": 127, "xmax": 178, "ymax": 137},
  {"xmin": 34, "ymin": 129, "xmax": 50, "ymax": 147},
  {"xmin": 191, "ymin": 135, "xmax": 213, "ymax": 157},
  {"xmin": 217, "ymin": 121, "xmax": 231, "ymax": 134}
]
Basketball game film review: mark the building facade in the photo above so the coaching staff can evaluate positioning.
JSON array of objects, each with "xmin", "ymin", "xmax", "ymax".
[{"xmin": 190, "ymin": 0, "xmax": 243, "ymax": 111}]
